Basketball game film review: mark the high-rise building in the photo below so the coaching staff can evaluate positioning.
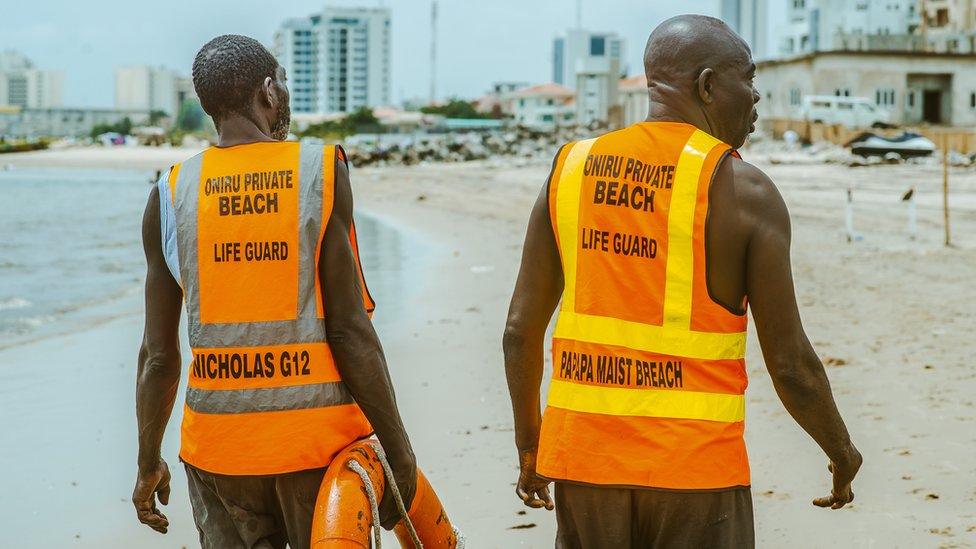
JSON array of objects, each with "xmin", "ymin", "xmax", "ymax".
[
  {"xmin": 551, "ymin": 28, "xmax": 625, "ymax": 125},
  {"xmin": 921, "ymin": 0, "xmax": 976, "ymax": 52},
  {"xmin": 552, "ymin": 29, "xmax": 625, "ymax": 89},
  {"xmin": 115, "ymin": 66, "xmax": 182, "ymax": 118},
  {"xmin": 720, "ymin": 0, "xmax": 771, "ymax": 59},
  {"xmin": 274, "ymin": 6, "xmax": 392, "ymax": 114},
  {"xmin": 778, "ymin": 0, "xmax": 920, "ymax": 56},
  {"xmin": 0, "ymin": 51, "xmax": 63, "ymax": 109}
]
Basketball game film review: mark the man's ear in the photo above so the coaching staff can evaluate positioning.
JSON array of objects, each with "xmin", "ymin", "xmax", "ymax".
[
  {"xmin": 696, "ymin": 68, "xmax": 714, "ymax": 105},
  {"xmin": 263, "ymin": 76, "xmax": 276, "ymax": 108}
]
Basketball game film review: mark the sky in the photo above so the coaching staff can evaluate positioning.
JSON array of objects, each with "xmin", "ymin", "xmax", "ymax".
[{"xmin": 1, "ymin": 0, "xmax": 718, "ymax": 108}]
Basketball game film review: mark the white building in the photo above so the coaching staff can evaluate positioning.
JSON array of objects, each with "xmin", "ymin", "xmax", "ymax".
[
  {"xmin": 921, "ymin": 0, "xmax": 976, "ymax": 52},
  {"xmin": 550, "ymin": 29, "xmax": 625, "ymax": 125},
  {"xmin": 575, "ymin": 55, "xmax": 621, "ymax": 126},
  {"xmin": 0, "ymin": 51, "xmax": 63, "ymax": 109},
  {"xmin": 274, "ymin": 6, "xmax": 392, "ymax": 114},
  {"xmin": 756, "ymin": 50, "xmax": 976, "ymax": 126},
  {"xmin": 506, "ymin": 83, "xmax": 575, "ymax": 128},
  {"xmin": 115, "ymin": 66, "xmax": 182, "ymax": 118},
  {"xmin": 777, "ymin": 0, "xmax": 921, "ymax": 56},
  {"xmin": 0, "ymin": 106, "xmax": 151, "ymax": 139},
  {"xmin": 619, "ymin": 75, "xmax": 648, "ymax": 127},
  {"xmin": 552, "ymin": 29, "xmax": 625, "ymax": 89},
  {"xmin": 720, "ymin": 0, "xmax": 772, "ymax": 59}
]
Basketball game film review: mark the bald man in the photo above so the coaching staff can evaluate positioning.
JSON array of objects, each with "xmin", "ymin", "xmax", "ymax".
[{"xmin": 503, "ymin": 15, "xmax": 861, "ymax": 548}]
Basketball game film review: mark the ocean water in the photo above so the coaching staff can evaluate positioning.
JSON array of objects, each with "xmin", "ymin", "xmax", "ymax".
[{"xmin": 0, "ymin": 166, "xmax": 423, "ymax": 348}]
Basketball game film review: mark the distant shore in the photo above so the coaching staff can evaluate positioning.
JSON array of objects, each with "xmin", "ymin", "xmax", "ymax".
[{"xmin": 1, "ymin": 145, "xmax": 206, "ymax": 171}]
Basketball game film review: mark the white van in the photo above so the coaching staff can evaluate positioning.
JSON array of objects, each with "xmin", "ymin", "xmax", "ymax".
[{"xmin": 799, "ymin": 96, "xmax": 892, "ymax": 129}]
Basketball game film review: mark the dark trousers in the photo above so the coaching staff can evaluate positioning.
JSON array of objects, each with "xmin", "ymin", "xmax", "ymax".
[
  {"xmin": 184, "ymin": 463, "xmax": 326, "ymax": 549},
  {"xmin": 554, "ymin": 482, "xmax": 755, "ymax": 549}
]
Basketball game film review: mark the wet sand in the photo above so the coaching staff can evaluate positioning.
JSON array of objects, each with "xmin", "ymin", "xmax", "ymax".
[{"xmin": 2, "ymin": 146, "xmax": 976, "ymax": 547}]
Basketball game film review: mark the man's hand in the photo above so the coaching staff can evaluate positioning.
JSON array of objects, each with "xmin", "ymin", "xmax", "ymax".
[
  {"xmin": 813, "ymin": 445, "xmax": 862, "ymax": 510},
  {"xmin": 378, "ymin": 457, "xmax": 418, "ymax": 530},
  {"xmin": 132, "ymin": 460, "xmax": 171, "ymax": 533},
  {"xmin": 516, "ymin": 450, "xmax": 553, "ymax": 510}
]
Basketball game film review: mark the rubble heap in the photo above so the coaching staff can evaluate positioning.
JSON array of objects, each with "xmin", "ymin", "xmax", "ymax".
[{"xmin": 339, "ymin": 125, "xmax": 599, "ymax": 168}]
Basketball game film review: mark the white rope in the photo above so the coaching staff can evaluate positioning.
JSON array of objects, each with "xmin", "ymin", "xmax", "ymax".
[
  {"xmin": 347, "ymin": 459, "xmax": 383, "ymax": 549},
  {"xmin": 346, "ymin": 441, "xmax": 466, "ymax": 549},
  {"xmin": 371, "ymin": 443, "xmax": 424, "ymax": 549}
]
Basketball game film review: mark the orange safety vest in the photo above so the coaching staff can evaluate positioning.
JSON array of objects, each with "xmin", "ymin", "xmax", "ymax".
[
  {"xmin": 167, "ymin": 142, "xmax": 374, "ymax": 475},
  {"xmin": 537, "ymin": 122, "xmax": 750, "ymax": 490}
]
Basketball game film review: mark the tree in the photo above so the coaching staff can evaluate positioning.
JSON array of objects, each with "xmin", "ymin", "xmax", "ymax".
[
  {"xmin": 298, "ymin": 107, "xmax": 383, "ymax": 139},
  {"xmin": 90, "ymin": 116, "xmax": 133, "ymax": 139},
  {"xmin": 420, "ymin": 99, "xmax": 492, "ymax": 119},
  {"xmin": 149, "ymin": 110, "xmax": 168, "ymax": 125},
  {"xmin": 176, "ymin": 99, "xmax": 206, "ymax": 132}
]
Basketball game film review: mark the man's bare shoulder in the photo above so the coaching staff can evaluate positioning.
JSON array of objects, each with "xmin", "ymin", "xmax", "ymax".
[{"xmin": 717, "ymin": 155, "xmax": 790, "ymax": 233}]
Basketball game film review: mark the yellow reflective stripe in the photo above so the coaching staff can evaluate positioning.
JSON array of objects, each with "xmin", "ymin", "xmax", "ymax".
[
  {"xmin": 662, "ymin": 130, "xmax": 723, "ymax": 328},
  {"xmin": 553, "ymin": 310, "xmax": 746, "ymax": 360},
  {"xmin": 555, "ymin": 138, "xmax": 597, "ymax": 313},
  {"xmin": 547, "ymin": 379, "xmax": 745, "ymax": 422}
]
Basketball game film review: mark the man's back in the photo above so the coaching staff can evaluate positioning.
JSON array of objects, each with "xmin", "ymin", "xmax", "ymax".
[
  {"xmin": 162, "ymin": 141, "xmax": 373, "ymax": 475},
  {"xmin": 537, "ymin": 121, "xmax": 750, "ymax": 490},
  {"xmin": 503, "ymin": 16, "xmax": 859, "ymax": 548}
]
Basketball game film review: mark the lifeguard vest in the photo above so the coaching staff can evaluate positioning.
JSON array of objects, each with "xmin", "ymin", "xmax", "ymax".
[{"xmin": 537, "ymin": 122, "xmax": 750, "ymax": 490}]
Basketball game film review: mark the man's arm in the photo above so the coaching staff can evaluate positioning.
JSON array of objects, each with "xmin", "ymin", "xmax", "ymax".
[
  {"xmin": 133, "ymin": 186, "xmax": 183, "ymax": 533},
  {"xmin": 320, "ymin": 158, "xmax": 416, "ymax": 528},
  {"xmin": 739, "ymin": 160, "xmax": 862, "ymax": 509},
  {"xmin": 502, "ymin": 183, "xmax": 564, "ymax": 511}
]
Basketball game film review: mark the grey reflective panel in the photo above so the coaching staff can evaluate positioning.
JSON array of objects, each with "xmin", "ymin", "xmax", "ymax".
[
  {"xmin": 297, "ymin": 143, "xmax": 324, "ymax": 320},
  {"xmin": 174, "ymin": 145, "xmax": 332, "ymax": 349},
  {"xmin": 185, "ymin": 381, "xmax": 354, "ymax": 414},
  {"xmin": 189, "ymin": 316, "xmax": 328, "ymax": 348},
  {"xmin": 173, "ymin": 153, "xmax": 204, "ymax": 341}
]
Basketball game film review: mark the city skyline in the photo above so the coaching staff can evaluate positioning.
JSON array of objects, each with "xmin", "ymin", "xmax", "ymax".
[{"xmin": 0, "ymin": 0, "xmax": 714, "ymax": 109}]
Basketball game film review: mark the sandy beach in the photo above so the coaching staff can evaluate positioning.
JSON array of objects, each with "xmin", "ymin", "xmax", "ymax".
[{"xmin": 2, "ymin": 145, "xmax": 975, "ymax": 547}]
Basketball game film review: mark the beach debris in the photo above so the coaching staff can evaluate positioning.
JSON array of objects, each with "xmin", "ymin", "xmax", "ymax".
[
  {"xmin": 508, "ymin": 523, "xmax": 537, "ymax": 530},
  {"xmin": 823, "ymin": 357, "xmax": 847, "ymax": 367},
  {"xmin": 336, "ymin": 125, "xmax": 599, "ymax": 168},
  {"xmin": 926, "ymin": 493, "xmax": 940, "ymax": 500}
]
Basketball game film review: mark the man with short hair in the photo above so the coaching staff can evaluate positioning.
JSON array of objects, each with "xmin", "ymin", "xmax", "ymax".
[
  {"xmin": 503, "ymin": 15, "xmax": 862, "ymax": 547},
  {"xmin": 132, "ymin": 34, "xmax": 417, "ymax": 548}
]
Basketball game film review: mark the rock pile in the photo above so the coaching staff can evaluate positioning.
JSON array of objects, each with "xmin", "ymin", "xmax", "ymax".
[{"xmin": 338, "ymin": 125, "xmax": 600, "ymax": 168}]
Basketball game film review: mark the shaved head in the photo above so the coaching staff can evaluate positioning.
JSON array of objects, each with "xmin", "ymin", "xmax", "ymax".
[
  {"xmin": 642, "ymin": 14, "xmax": 759, "ymax": 149},
  {"xmin": 644, "ymin": 15, "xmax": 750, "ymax": 88}
]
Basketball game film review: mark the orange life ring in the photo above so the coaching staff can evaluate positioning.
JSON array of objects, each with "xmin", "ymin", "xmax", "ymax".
[{"xmin": 310, "ymin": 440, "xmax": 461, "ymax": 548}]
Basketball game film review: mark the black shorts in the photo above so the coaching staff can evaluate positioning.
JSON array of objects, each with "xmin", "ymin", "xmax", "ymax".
[
  {"xmin": 184, "ymin": 463, "xmax": 326, "ymax": 549},
  {"xmin": 554, "ymin": 482, "xmax": 754, "ymax": 549}
]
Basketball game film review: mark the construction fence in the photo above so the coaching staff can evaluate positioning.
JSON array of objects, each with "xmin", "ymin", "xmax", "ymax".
[{"xmin": 764, "ymin": 118, "xmax": 976, "ymax": 154}]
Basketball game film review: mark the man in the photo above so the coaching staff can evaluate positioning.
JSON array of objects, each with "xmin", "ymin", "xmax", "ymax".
[
  {"xmin": 503, "ymin": 15, "xmax": 862, "ymax": 548},
  {"xmin": 132, "ymin": 35, "xmax": 416, "ymax": 548}
]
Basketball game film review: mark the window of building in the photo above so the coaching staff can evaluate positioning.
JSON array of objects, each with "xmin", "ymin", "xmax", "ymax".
[
  {"xmin": 590, "ymin": 36, "xmax": 605, "ymax": 56},
  {"xmin": 907, "ymin": 91, "xmax": 915, "ymax": 108},
  {"xmin": 875, "ymin": 88, "xmax": 895, "ymax": 107},
  {"xmin": 789, "ymin": 88, "xmax": 802, "ymax": 106},
  {"xmin": 970, "ymin": 92, "xmax": 976, "ymax": 109},
  {"xmin": 834, "ymin": 88, "xmax": 851, "ymax": 97}
]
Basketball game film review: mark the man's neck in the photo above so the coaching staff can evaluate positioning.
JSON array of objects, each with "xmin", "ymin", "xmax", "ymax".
[{"xmin": 215, "ymin": 114, "xmax": 276, "ymax": 148}]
